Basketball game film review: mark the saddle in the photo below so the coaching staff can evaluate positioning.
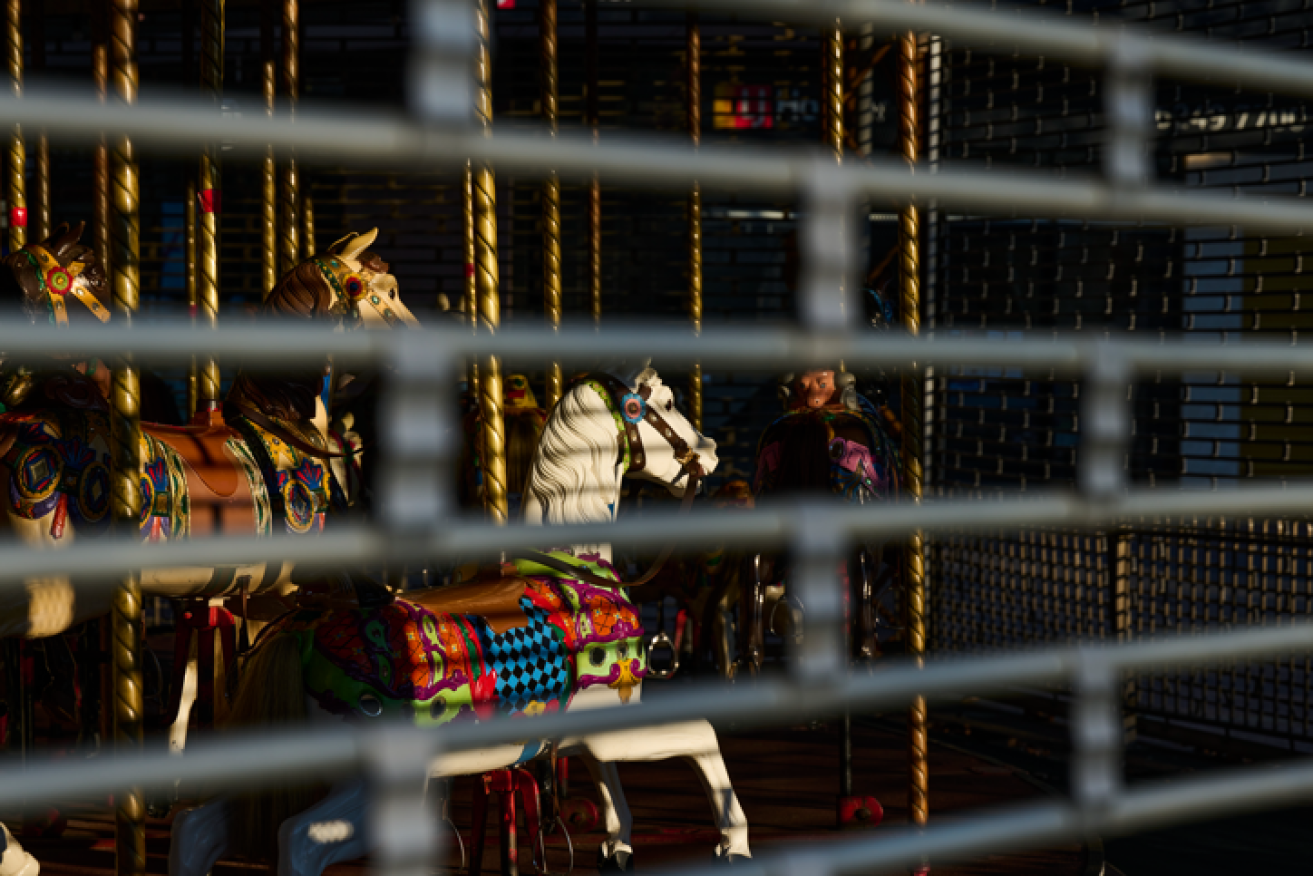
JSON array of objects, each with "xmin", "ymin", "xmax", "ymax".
[{"xmin": 408, "ymin": 564, "xmax": 532, "ymax": 635}]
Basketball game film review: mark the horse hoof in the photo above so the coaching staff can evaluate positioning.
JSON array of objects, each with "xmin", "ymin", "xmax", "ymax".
[{"xmin": 596, "ymin": 847, "xmax": 633, "ymax": 873}]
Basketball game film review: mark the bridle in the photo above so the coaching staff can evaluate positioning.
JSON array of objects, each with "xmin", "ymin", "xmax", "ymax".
[
  {"xmin": 520, "ymin": 372, "xmax": 705, "ymax": 589},
  {"xmin": 25, "ymin": 244, "xmax": 110, "ymax": 327}
]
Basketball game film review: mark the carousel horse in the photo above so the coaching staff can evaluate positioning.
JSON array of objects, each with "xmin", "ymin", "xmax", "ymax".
[
  {"xmin": 744, "ymin": 367, "xmax": 901, "ymax": 673},
  {"xmin": 169, "ymin": 365, "xmax": 751, "ymax": 876},
  {"xmin": 0, "ymin": 225, "xmax": 418, "ymax": 643}
]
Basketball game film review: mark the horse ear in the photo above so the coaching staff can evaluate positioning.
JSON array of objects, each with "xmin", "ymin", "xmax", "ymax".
[
  {"xmin": 325, "ymin": 232, "xmax": 357, "ymax": 256},
  {"xmin": 337, "ymin": 228, "xmax": 378, "ymax": 263},
  {"xmin": 49, "ymin": 222, "xmax": 85, "ymax": 261}
]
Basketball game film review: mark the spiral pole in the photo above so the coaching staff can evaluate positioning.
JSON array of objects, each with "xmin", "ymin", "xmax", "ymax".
[
  {"xmin": 196, "ymin": 0, "xmax": 222, "ymax": 408},
  {"xmin": 825, "ymin": 21, "xmax": 843, "ymax": 161},
  {"xmin": 260, "ymin": 1, "xmax": 276, "ymax": 296},
  {"xmin": 31, "ymin": 2, "xmax": 47, "ymax": 241},
  {"xmin": 92, "ymin": 4, "xmax": 109, "ymax": 273},
  {"xmin": 586, "ymin": 0, "xmax": 601, "ymax": 325},
  {"xmin": 185, "ymin": 176, "xmax": 197, "ymax": 418},
  {"xmin": 473, "ymin": 0, "xmax": 507, "ymax": 525},
  {"xmin": 279, "ymin": 0, "xmax": 300, "ymax": 277},
  {"xmin": 541, "ymin": 0, "xmax": 562, "ymax": 408},
  {"xmin": 686, "ymin": 15, "xmax": 702, "ymax": 431},
  {"xmin": 7, "ymin": 0, "xmax": 24, "ymax": 251},
  {"xmin": 898, "ymin": 30, "xmax": 928, "ymax": 834},
  {"xmin": 109, "ymin": 0, "xmax": 144, "ymax": 870},
  {"xmin": 302, "ymin": 193, "xmax": 315, "ymax": 256}
]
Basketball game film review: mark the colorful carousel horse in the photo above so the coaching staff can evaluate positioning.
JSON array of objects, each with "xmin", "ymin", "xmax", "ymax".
[
  {"xmin": 169, "ymin": 365, "xmax": 751, "ymax": 876},
  {"xmin": 0, "ymin": 225, "xmax": 416, "ymax": 642}
]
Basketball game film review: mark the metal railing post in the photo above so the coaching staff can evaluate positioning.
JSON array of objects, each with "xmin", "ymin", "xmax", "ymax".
[{"xmin": 366, "ymin": 729, "xmax": 440, "ymax": 876}]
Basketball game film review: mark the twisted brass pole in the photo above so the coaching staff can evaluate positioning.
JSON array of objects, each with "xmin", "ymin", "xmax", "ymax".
[
  {"xmin": 463, "ymin": 162, "xmax": 478, "ymax": 409},
  {"xmin": 474, "ymin": 0, "xmax": 507, "ymax": 525},
  {"xmin": 586, "ymin": 0, "xmax": 600, "ymax": 325},
  {"xmin": 687, "ymin": 14, "xmax": 702, "ymax": 431},
  {"xmin": 825, "ymin": 22, "xmax": 843, "ymax": 160},
  {"xmin": 184, "ymin": 177, "xmax": 197, "ymax": 418},
  {"xmin": 196, "ymin": 0, "xmax": 222, "ymax": 408},
  {"xmin": 898, "ymin": 30, "xmax": 928, "ymax": 834},
  {"xmin": 92, "ymin": 4, "xmax": 109, "ymax": 273},
  {"xmin": 260, "ymin": 0, "xmax": 276, "ymax": 296},
  {"xmin": 279, "ymin": 0, "xmax": 299, "ymax": 276},
  {"xmin": 109, "ymin": 0, "xmax": 143, "ymax": 871},
  {"xmin": 541, "ymin": 0, "xmax": 562, "ymax": 408},
  {"xmin": 31, "ymin": 2, "xmax": 47, "ymax": 241},
  {"xmin": 7, "ymin": 0, "xmax": 24, "ymax": 250},
  {"xmin": 302, "ymin": 193, "xmax": 315, "ymax": 256}
]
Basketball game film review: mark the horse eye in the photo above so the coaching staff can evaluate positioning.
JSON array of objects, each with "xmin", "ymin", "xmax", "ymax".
[{"xmin": 666, "ymin": 399, "xmax": 672, "ymax": 412}]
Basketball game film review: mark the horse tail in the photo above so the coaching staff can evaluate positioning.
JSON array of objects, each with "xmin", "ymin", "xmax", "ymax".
[{"xmin": 226, "ymin": 632, "xmax": 321, "ymax": 860}]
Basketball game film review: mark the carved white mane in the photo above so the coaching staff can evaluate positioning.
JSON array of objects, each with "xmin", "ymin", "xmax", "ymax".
[{"xmin": 522, "ymin": 375, "xmax": 631, "ymax": 526}]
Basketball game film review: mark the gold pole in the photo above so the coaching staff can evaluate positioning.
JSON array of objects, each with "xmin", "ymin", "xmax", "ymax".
[
  {"xmin": 7, "ymin": 0, "xmax": 25, "ymax": 250},
  {"xmin": 474, "ymin": 0, "xmax": 507, "ymax": 524},
  {"xmin": 184, "ymin": 176, "xmax": 197, "ymax": 418},
  {"xmin": 279, "ymin": 0, "xmax": 299, "ymax": 276},
  {"xmin": 463, "ymin": 161, "xmax": 478, "ymax": 406},
  {"xmin": 31, "ymin": 0, "xmax": 47, "ymax": 241},
  {"xmin": 302, "ymin": 193, "xmax": 314, "ymax": 256},
  {"xmin": 687, "ymin": 14, "xmax": 702, "ymax": 432},
  {"xmin": 260, "ymin": 0, "xmax": 276, "ymax": 296},
  {"xmin": 586, "ymin": 0, "xmax": 600, "ymax": 325},
  {"xmin": 825, "ymin": 23, "xmax": 843, "ymax": 160},
  {"xmin": 196, "ymin": 0, "xmax": 222, "ymax": 409},
  {"xmin": 91, "ymin": 3, "xmax": 109, "ymax": 273},
  {"xmin": 541, "ymin": 0, "xmax": 562, "ymax": 408},
  {"xmin": 898, "ymin": 30, "xmax": 928, "ymax": 834},
  {"xmin": 109, "ymin": 0, "xmax": 144, "ymax": 870}
]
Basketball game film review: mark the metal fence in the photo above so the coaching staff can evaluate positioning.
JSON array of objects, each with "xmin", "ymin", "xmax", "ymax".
[{"xmin": 10, "ymin": 0, "xmax": 1313, "ymax": 874}]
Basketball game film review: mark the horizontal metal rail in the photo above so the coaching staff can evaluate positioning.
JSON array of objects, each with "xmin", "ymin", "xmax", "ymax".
[
  {"xmin": 11, "ymin": 322, "xmax": 1313, "ymax": 376},
  {"xmin": 3, "ymin": 91, "xmax": 1313, "ymax": 234},
  {"xmin": 5, "ymin": 484, "xmax": 1313, "ymax": 590},
  {"xmin": 0, "ymin": 624, "xmax": 1310, "ymax": 874}
]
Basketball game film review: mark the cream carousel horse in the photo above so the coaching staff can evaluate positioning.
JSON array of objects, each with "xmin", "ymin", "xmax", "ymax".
[
  {"xmin": 0, "ymin": 225, "xmax": 416, "ymax": 641},
  {"xmin": 169, "ymin": 364, "xmax": 750, "ymax": 876}
]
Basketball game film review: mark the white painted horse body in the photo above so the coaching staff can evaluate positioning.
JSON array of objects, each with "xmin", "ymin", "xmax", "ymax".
[{"xmin": 170, "ymin": 367, "xmax": 750, "ymax": 876}]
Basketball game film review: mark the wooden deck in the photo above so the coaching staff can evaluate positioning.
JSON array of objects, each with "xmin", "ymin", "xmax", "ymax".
[{"xmin": 20, "ymin": 719, "xmax": 1088, "ymax": 876}]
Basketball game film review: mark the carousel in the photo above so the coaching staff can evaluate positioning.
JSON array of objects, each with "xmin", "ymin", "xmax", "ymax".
[{"xmin": 0, "ymin": 1, "xmax": 1100, "ymax": 876}]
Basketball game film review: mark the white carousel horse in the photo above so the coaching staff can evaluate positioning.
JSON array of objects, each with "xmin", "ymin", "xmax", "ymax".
[{"xmin": 168, "ymin": 365, "xmax": 750, "ymax": 876}]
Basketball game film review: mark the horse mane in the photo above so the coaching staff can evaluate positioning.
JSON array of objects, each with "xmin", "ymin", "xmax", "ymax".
[
  {"xmin": 228, "ymin": 260, "xmax": 336, "ymax": 422},
  {"xmin": 523, "ymin": 380, "xmax": 623, "ymax": 525}
]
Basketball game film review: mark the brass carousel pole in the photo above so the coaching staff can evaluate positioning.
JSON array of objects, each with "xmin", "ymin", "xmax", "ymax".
[
  {"xmin": 541, "ymin": 0, "xmax": 562, "ymax": 409},
  {"xmin": 585, "ymin": 0, "xmax": 600, "ymax": 325},
  {"xmin": 686, "ymin": 13, "xmax": 701, "ymax": 431},
  {"xmin": 7, "ymin": 0, "xmax": 25, "ymax": 251},
  {"xmin": 196, "ymin": 0, "xmax": 222, "ymax": 410},
  {"xmin": 180, "ymin": 0, "xmax": 196, "ymax": 417},
  {"xmin": 109, "ymin": 0, "xmax": 144, "ymax": 870},
  {"xmin": 899, "ymin": 30, "xmax": 929, "ymax": 838},
  {"xmin": 474, "ymin": 0, "xmax": 507, "ymax": 524},
  {"xmin": 92, "ymin": 2, "xmax": 109, "ymax": 272},
  {"xmin": 279, "ymin": 0, "xmax": 299, "ymax": 276},
  {"xmin": 31, "ymin": 0, "xmax": 47, "ymax": 241},
  {"xmin": 302, "ymin": 192, "xmax": 314, "ymax": 256},
  {"xmin": 260, "ymin": 0, "xmax": 276, "ymax": 296}
]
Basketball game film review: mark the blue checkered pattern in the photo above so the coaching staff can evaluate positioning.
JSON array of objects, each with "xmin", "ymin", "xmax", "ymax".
[{"xmin": 477, "ymin": 597, "xmax": 572, "ymax": 715}]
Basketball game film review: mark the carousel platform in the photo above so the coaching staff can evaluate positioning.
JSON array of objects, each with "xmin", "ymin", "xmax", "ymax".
[{"xmin": 19, "ymin": 717, "xmax": 1088, "ymax": 876}]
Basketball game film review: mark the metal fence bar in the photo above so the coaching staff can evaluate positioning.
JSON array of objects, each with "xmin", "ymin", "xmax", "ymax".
[{"xmin": 0, "ymin": 622, "xmax": 1307, "ymax": 809}]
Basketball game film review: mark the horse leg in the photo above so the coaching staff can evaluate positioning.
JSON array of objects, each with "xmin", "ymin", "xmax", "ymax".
[
  {"xmin": 0, "ymin": 822, "xmax": 37, "ymax": 876},
  {"xmin": 277, "ymin": 779, "xmax": 370, "ymax": 876},
  {"xmin": 580, "ymin": 720, "xmax": 750, "ymax": 861},
  {"xmin": 577, "ymin": 752, "xmax": 633, "ymax": 872},
  {"xmin": 169, "ymin": 796, "xmax": 235, "ymax": 876}
]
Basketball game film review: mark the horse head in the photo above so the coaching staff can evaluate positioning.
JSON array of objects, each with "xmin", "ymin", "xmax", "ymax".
[
  {"xmin": 623, "ymin": 367, "xmax": 718, "ymax": 497},
  {"xmin": 0, "ymin": 222, "xmax": 110, "ymax": 330}
]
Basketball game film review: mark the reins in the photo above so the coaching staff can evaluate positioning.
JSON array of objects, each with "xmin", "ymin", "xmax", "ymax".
[
  {"xmin": 224, "ymin": 400, "xmax": 365, "ymax": 460},
  {"xmin": 515, "ymin": 372, "xmax": 704, "ymax": 591}
]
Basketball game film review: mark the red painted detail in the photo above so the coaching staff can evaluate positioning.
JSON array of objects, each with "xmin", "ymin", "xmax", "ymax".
[
  {"xmin": 188, "ymin": 303, "xmax": 198, "ymax": 319},
  {"xmin": 198, "ymin": 189, "xmax": 222, "ymax": 214},
  {"xmin": 50, "ymin": 492, "xmax": 68, "ymax": 540},
  {"xmin": 836, "ymin": 794, "xmax": 883, "ymax": 828},
  {"xmin": 471, "ymin": 669, "xmax": 498, "ymax": 720},
  {"xmin": 9, "ymin": 207, "xmax": 26, "ymax": 227},
  {"xmin": 496, "ymin": 0, "xmax": 515, "ymax": 8},
  {"xmin": 465, "ymin": 262, "xmax": 475, "ymax": 278},
  {"xmin": 561, "ymin": 796, "xmax": 599, "ymax": 833}
]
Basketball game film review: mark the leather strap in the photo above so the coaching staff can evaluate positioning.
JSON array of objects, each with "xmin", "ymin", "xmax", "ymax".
[
  {"xmin": 516, "ymin": 372, "xmax": 704, "ymax": 590},
  {"xmin": 224, "ymin": 400, "xmax": 363, "ymax": 460}
]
